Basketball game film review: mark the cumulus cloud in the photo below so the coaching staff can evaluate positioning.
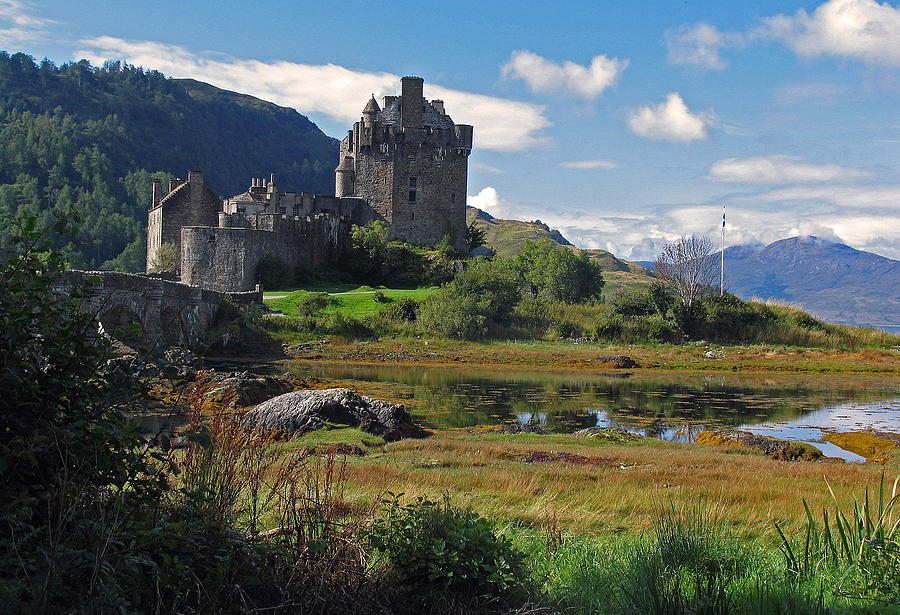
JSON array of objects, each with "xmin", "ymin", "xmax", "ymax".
[
  {"xmin": 501, "ymin": 50, "xmax": 628, "ymax": 98},
  {"xmin": 757, "ymin": 0, "xmax": 900, "ymax": 66},
  {"xmin": 666, "ymin": 22, "xmax": 745, "ymax": 70},
  {"xmin": 77, "ymin": 37, "xmax": 550, "ymax": 151},
  {"xmin": 467, "ymin": 186, "xmax": 523, "ymax": 219},
  {"xmin": 708, "ymin": 155, "xmax": 872, "ymax": 183},
  {"xmin": 466, "ymin": 186, "xmax": 900, "ymax": 261},
  {"xmin": 0, "ymin": 0, "xmax": 50, "ymax": 46},
  {"xmin": 558, "ymin": 159, "xmax": 618, "ymax": 170},
  {"xmin": 626, "ymin": 93, "xmax": 713, "ymax": 142}
]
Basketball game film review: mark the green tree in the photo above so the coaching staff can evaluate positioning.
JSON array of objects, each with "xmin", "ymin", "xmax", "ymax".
[
  {"xmin": 514, "ymin": 239, "xmax": 604, "ymax": 303},
  {"xmin": 465, "ymin": 220, "xmax": 487, "ymax": 256}
]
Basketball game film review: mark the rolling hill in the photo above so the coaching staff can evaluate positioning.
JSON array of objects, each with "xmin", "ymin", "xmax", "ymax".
[{"xmin": 466, "ymin": 206, "xmax": 654, "ymax": 295}]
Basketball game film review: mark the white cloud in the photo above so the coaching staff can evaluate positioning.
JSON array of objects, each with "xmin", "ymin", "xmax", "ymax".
[
  {"xmin": 666, "ymin": 22, "xmax": 745, "ymax": 70},
  {"xmin": 757, "ymin": 0, "xmax": 900, "ymax": 66},
  {"xmin": 77, "ymin": 37, "xmax": 550, "ymax": 151},
  {"xmin": 742, "ymin": 184, "xmax": 900, "ymax": 207},
  {"xmin": 501, "ymin": 49, "xmax": 628, "ymax": 98},
  {"xmin": 708, "ymin": 155, "xmax": 872, "ymax": 183},
  {"xmin": 467, "ymin": 186, "xmax": 523, "ymax": 219},
  {"xmin": 471, "ymin": 162, "xmax": 502, "ymax": 174},
  {"xmin": 626, "ymin": 93, "xmax": 713, "ymax": 142},
  {"xmin": 558, "ymin": 159, "xmax": 618, "ymax": 170},
  {"xmin": 0, "ymin": 0, "xmax": 50, "ymax": 46},
  {"xmin": 467, "ymin": 187, "xmax": 900, "ymax": 261}
]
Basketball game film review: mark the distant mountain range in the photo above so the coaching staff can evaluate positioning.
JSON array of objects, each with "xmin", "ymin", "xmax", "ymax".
[
  {"xmin": 723, "ymin": 236, "xmax": 900, "ymax": 327},
  {"xmin": 638, "ymin": 237, "xmax": 900, "ymax": 327}
]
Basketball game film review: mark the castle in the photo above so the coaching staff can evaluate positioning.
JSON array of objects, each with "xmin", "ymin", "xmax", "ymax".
[{"xmin": 146, "ymin": 76, "xmax": 472, "ymax": 293}]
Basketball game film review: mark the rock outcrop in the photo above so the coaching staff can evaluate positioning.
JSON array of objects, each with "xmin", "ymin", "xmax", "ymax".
[{"xmin": 243, "ymin": 388, "xmax": 425, "ymax": 441}]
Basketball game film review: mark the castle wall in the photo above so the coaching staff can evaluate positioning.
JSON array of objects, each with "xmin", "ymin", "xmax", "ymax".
[
  {"xmin": 180, "ymin": 214, "xmax": 350, "ymax": 292},
  {"xmin": 146, "ymin": 170, "xmax": 220, "ymax": 274}
]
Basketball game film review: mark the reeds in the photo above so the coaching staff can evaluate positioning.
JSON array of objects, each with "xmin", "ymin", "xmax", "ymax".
[{"xmin": 776, "ymin": 472, "xmax": 900, "ymax": 605}]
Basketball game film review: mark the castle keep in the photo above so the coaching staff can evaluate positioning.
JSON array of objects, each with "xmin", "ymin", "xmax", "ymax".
[
  {"xmin": 146, "ymin": 76, "xmax": 472, "ymax": 292},
  {"xmin": 336, "ymin": 76, "xmax": 472, "ymax": 251}
]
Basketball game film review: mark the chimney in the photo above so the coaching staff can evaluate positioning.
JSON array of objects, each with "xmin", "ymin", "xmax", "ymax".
[
  {"xmin": 431, "ymin": 99, "xmax": 445, "ymax": 115},
  {"xmin": 400, "ymin": 76, "xmax": 424, "ymax": 129},
  {"xmin": 151, "ymin": 178, "xmax": 161, "ymax": 209},
  {"xmin": 188, "ymin": 169, "xmax": 203, "ymax": 185},
  {"xmin": 169, "ymin": 179, "xmax": 181, "ymax": 192}
]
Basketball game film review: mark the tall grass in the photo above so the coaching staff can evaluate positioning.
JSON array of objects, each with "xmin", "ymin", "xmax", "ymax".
[{"xmin": 776, "ymin": 473, "xmax": 900, "ymax": 605}]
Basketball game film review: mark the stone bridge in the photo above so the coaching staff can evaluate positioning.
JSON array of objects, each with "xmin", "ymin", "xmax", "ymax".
[{"xmin": 52, "ymin": 270, "xmax": 262, "ymax": 350}]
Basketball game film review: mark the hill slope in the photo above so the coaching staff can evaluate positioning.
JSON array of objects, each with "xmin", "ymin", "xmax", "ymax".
[
  {"xmin": 0, "ymin": 52, "xmax": 338, "ymax": 270},
  {"xmin": 466, "ymin": 206, "xmax": 653, "ymax": 295},
  {"xmin": 724, "ymin": 236, "xmax": 900, "ymax": 326}
]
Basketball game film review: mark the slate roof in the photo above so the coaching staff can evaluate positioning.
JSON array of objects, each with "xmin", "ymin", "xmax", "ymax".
[{"xmin": 377, "ymin": 98, "xmax": 454, "ymax": 130}]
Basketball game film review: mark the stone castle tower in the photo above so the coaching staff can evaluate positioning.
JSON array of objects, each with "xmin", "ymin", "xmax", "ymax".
[{"xmin": 335, "ymin": 76, "xmax": 473, "ymax": 251}]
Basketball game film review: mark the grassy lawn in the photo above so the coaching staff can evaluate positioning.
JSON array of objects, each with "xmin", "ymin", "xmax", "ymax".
[{"xmin": 265, "ymin": 285, "xmax": 437, "ymax": 318}]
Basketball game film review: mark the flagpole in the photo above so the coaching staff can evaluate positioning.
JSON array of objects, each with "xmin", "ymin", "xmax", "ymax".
[{"xmin": 720, "ymin": 204, "xmax": 725, "ymax": 296}]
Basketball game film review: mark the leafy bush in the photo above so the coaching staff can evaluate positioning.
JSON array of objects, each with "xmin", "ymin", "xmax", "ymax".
[
  {"xmin": 382, "ymin": 297, "xmax": 419, "ymax": 322},
  {"xmin": 372, "ymin": 290, "xmax": 389, "ymax": 303},
  {"xmin": 610, "ymin": 289, "xmax": 656, "ymax": 317},
  {"xmin": 702, "ymin": 294, "xmax": 775, "ymax": 340},
  {"xmin": 321, "ymin": 312, "xmax": 373, "ymax": 338},
  {"xmin": 297, "ymin": 292, "xmax": 333, "ymax": 317},
  {"xmin": 514, "ymin": 239, "xmax": 604, "ymax": 303},
  {"xmin": 367, "ymin": 494, "xmax": 524, "ymax": 604},
  {"xmin": 417, "ymin": 257, "xmax": 520, "ymax": 339}
]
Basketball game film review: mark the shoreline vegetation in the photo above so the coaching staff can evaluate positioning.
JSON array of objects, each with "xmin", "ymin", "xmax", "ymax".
[{"xmin": 4, "ymin": 215, "xmax": 899, "ymax": 613}]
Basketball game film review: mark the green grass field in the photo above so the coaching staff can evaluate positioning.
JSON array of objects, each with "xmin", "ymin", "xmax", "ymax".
[{"xmin": 265, "ymin": 285, "xmax": 437, "ymax": 318}]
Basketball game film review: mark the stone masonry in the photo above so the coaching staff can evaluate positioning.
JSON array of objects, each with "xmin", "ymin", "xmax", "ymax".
[
  {"xmin": 52, "ymin": 270, "xmax": 261, "ymax": 350},
  {"xmin": 147, "ymin": 76, "xmax": 473, "ymax": 293},
  {"xmin": 336, "ymin": 76, "xmax": 472, "ymax": 252}
]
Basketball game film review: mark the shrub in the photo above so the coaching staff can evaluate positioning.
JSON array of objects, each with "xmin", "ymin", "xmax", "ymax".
[
  {"xmin": 322, "ymin": 312, "xmax": 373, "ymax": 338},
  {"xmin": 382, "ymin": 297, "xmax": 418, "ymax": 322},
  {"xmin": 367, "ymin": 494, "xmax": 524, "ymax": 604},
  {"xmin": 702, "ymin": 294, "xmax": 774, "ymax": 341},
  {"xmin": 417, "ymin": 257, "xmax": 520, "ymax": 339},
  {"xmin": 610, "ymin": 289, "xmax": 656, "ymax": 317},
  {"xmin": 297, "ymin": 292, "xmax": 333, "ymax": 317},
  {"xmin": 372, "ymin": 290, "xmax": 390, "ymax": 303},
  {"xmin": 514, "ymin": 238, "xmax": 604, "ymax": 303}
]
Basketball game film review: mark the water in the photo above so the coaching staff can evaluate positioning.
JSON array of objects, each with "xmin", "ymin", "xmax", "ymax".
[{"xmin": 288, "ymin": 362, "xmax": 900, "ymax": 462}]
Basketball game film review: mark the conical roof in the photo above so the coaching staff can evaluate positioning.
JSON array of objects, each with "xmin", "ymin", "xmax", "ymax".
[{"xmin": 362, "ymin": 95, "xmax": 380, "ymax": 114}]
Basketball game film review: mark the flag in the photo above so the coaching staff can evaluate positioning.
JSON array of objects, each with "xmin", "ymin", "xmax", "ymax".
[{"xmin": 722, "ymin": 205, "xmax": 726, "ymax": 229}]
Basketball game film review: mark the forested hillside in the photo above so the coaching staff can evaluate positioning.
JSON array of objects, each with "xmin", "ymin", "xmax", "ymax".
[{"xmin": 0, "ymin": 51, "xmax": 338, "ymax": 270}]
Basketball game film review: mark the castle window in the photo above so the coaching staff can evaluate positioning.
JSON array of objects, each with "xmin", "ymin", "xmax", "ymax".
[
  {"xmin": 408, "ymin": 176, "xmax": 417, "ymax": 203},
  {"xmin": 451, "ymin": 193, "xmax": 455, "ymax": 203}
]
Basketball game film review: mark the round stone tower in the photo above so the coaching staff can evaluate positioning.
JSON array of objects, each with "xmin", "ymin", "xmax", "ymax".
[{"xmin": 334, "ymin": 156, "xmax": 355, "ymax": 197}]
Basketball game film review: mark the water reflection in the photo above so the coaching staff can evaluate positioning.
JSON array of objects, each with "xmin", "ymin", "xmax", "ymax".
[{"xmin": 289, "ymin": 362, "xmax": 900, "ymax": 461}]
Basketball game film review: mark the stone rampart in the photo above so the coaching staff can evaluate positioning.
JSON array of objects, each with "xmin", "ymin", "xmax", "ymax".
[
  {"xmin": 180, "ymin": 213, "xmax": 351, "ymax": 292},
  {"xmin": 52, "ymin": 270, "xmax": 262, "ymax": 349}
]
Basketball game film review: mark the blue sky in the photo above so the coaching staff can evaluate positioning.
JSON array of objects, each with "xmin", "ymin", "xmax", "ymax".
[{"xmin": 2, "ymin": 0, "xmax": 899, "ymax": 260}]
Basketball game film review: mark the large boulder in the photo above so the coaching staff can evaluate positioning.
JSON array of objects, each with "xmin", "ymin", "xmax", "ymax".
[{"xmin": 243, "ymin": 388, "xmax": 426, "ymax": 441}]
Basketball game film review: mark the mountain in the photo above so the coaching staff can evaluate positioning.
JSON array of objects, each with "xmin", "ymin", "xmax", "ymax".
[
  {"xmin": 724, "ymin": 236, "xmax": 900, "ymax": 326},
  {"xmin": 0, "ymin": 52, "xmax": 338, "ymax": 270}
]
